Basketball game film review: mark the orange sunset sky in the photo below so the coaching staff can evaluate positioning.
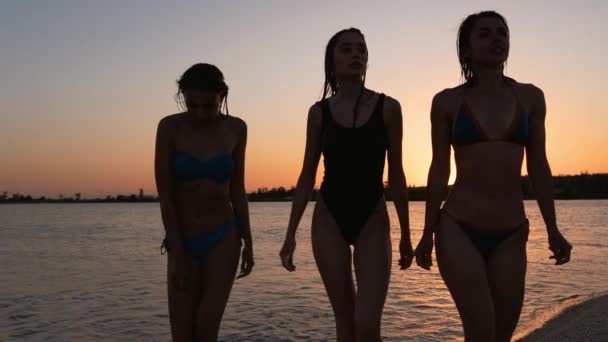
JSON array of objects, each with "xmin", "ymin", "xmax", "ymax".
[{"xmin": 1, "ymin": 1, "xmax": 607, "ymax": 198}]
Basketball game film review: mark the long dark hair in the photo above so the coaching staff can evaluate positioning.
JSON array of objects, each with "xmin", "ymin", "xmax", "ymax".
[
  {"xmin": 176, "ymin": 63, "xmax": 230, "ymax": 115},
  {"xmin": 457, "ymin": 11, "xmax": 509, "ymax": 84},
  {"xmin": 321, "ymin": 28, "xmax": 368, "ymax": 127}
]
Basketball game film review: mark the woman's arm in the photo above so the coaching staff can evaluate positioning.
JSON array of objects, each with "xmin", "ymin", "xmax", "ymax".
[
  {"xmin": 230, "ymin": 119, "xmax": 254, "ymax": 279},
  {"xmin": 154, "ymin": 116, "xmax": 183, "ymax": 254},
  {"xmin": 525, "ymin": 85, "xmax": 572, "ymax": 264},
  {"xmin": 415, "ymin": 91, "xmax": 452, "ymax": 269},
  {"xmin": 230, "ymin": 118, "xmax": 251, "ymax": 244},
  {"xmin": 280, "ymin": 103, "xmax": 323, "ymax": 271},
  {"xmin": 424, "ymin": 92, "xmax": 452, "ymax": 233},
  {"xmin": 230, "ymin": 117, "xmax": 254, "ymax": 278},
  {"xmin": 384, "ymin": 97, "xmax": 413, "ymax": 269}
]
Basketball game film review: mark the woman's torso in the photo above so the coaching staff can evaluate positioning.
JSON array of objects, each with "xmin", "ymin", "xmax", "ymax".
[
  {"xmin": 441, "ymin": 82, "xmax": 533, "ymax": 231},
  {"xmin": 171, "ymin": 114, "xmax": 240, "ymax": 237},
  {"xmin": 320, "ymin": 92, "xmax": 388, "ymax": 209}
]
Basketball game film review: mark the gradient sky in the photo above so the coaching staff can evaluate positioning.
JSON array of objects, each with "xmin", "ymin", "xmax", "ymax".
[{"xmin": 1, "ymin": 0, "xmax": 607, "ymax": 198}]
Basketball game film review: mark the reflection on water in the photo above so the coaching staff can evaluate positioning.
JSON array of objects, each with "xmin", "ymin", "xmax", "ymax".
[{"xmin": 1, "ymin": 201, "xmax": 606, "ymax": 341}]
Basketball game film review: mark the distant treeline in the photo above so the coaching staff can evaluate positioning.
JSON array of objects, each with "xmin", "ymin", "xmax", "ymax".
[
  {"xmin": 0, "ymin": 193, "xmax": 159, "ymax": 203},
  {"xmin": 525, "ymin": 173, "xmax": 608, "ymax": 199},
  {"xmin": 248, "ymin": 173, "xmax": 608, "ymax": 201},
  {"xmin": 2, "ymin": 173, "xmax": 607, "ymax": 203}
]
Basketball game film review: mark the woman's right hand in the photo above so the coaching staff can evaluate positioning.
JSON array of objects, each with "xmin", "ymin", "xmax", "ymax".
[
  {"xmin": 414, "ymin": 230, "xmax": 434, "ymax": 270},
  {"xmin": 548, "ymin": 229, "xmax": 573, "ymax": 265},
  {"xmin": 279, "ymin": 236, "xmax": 296, "ymax": 272}
]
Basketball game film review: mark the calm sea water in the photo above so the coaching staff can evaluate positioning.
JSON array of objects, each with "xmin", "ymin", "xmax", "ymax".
[{"xmin": 1, "ymin": 201, "xmax": 607, "ymax": 341}]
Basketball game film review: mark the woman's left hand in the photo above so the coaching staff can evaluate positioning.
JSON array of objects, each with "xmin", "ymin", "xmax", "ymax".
[
  {"xmin": 237, "ymin": 242, "xmax": 254, "ymax": 279},
  {"xmin": 548, "ymin": 229, "xmax": 572, "ymax": 265},
  {"xmin": 399, "ymin": 237, "xmax": 414, "ymax": 270},
  {"xmin": 414, "ymin": 230, "xmax": 434, "ymax": 270}
]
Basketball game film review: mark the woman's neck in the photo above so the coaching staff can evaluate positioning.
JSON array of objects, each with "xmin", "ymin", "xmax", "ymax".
[
  {"xmin": 472, "ymin": 64, "xmax": 506, "ymax": 90},
  {"xmin": 335, "ymin": 77, "xmax": 364, "ymax": 100}
]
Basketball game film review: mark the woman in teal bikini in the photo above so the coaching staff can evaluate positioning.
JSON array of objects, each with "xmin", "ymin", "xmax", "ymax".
[
  {"xmin": 414, "ymin": 11, "xmax": 572, "ymax": 341},
  {"xmin": 155, "ymin": 63, "xmax": 254, "ymax": 341}
]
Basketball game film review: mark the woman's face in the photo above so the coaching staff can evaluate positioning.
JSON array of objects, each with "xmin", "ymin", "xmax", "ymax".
[
  {"xmin": 182, "ymin": 89, "xmax": 223, "ymax": 119},
  {"xmin": 467, "ymin": 16, "xmax": 510, "ymax": 68},
  {"xmin": 333, "ymin": 31, "xmax": 368, "ymax": 79}
]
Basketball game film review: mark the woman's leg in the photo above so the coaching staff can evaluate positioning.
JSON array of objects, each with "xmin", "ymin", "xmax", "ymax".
[
  {"xmin": 195, "ymin": 228, "xmax": 241, "ymax": 341},
  {"xmin": 167, "ymin": 252, "xmax": 202, "ymax": 342},
  {"xmin": 312, "ymin": 197, "xmax": 356, "ymax": 342},
  {"xmin": 486, "ymin": 221, "xmax": 528, "ymax": 342},
  {"xmin": 436, "ymin": 212, "xmax": 496, "ymax": 342},
  {"xmin": 353, "ymin": 200, "xmax": 391, "ymax": 342}
]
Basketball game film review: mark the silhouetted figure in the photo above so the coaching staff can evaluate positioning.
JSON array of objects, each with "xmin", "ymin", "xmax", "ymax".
[
  {"xmin": 155, "ymin": 63, "xmax": 254, "ymax": 341},
  {"xmin": 280, "ymin": 28, "xmax": 413, "ymax": 341},
  {"xmin": 414, "ymin": 11, "xmax": 572, "ymax": 342}
]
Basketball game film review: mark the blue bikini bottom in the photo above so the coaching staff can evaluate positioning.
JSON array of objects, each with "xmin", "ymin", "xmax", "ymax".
[{"xmin": 161, "ymin": 222, "xmax": 237, "ymax": 259}]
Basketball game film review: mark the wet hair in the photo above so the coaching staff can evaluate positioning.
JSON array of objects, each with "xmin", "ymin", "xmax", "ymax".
[
  {"xmin": 457, "ymin": 11, "xmax": 509, "ymax": 84},
  {"xmin": 321, "ymin": 28, "xmax": 367, "ymax": 127},
  {"xmin": 176, "ymin": 63, "xmax": 229, "ymax": 115}
]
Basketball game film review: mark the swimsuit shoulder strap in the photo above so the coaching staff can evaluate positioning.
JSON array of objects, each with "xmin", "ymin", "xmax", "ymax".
[
  {"xmin": 319, "ymin": 99, "xmax": 331, "ymax": 149},
  {"xmin": 372, "ymin": 93, "xmax": 386, "ymax": 125},
  {"xmin": 320, "ymin": 98, "xmax": 331, "ymax": 125}
]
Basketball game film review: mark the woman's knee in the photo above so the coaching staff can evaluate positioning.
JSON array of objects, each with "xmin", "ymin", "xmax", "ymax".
[
  {"xmin": 353, "ymin": 310, "xmax": 381, "ymax": 340},
  {"xmin": 195, "ymin": 320, "xmax": 221, "ymax": 342},
  {"xmin": 354, "ymin": 324, "xmax": 379, "ymax": 341},
  {"xmin": 464, "ymin": 323, "xmax": 495, "ymax": 342},
  {"xmin": 194, "ymin": 296, "xmax": 228, "ymax": 341},
  {"xmin": 460, "ymin": 303, "xmax": 496, "ymax": 342}
]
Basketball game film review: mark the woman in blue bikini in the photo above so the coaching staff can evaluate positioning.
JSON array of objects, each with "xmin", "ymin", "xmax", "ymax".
[
  {"xmin": 414, "ymin": 11, "xmax": 572, "ymax": 341},
  {"xmin": 155, "ymin": 63, "xmax": 254, "ymax": 341}
]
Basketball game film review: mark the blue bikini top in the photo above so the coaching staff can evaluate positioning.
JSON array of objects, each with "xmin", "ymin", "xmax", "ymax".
[
  {"xmin": 452, "ymin": 89, "xmax": 529, "ymax": 146},
  {"xmin": 173, "ymin": 153, "xmax": 234, "ymax": 183}
]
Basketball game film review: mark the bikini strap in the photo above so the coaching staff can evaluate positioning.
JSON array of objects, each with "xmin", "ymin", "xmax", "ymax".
[
  {"xmin": 505, "ymin": 79, "xmax": 525, "ymax": 111},
  {"xmin": 458, "ymin": 90, "xmax": 491, "ymax": 141}
]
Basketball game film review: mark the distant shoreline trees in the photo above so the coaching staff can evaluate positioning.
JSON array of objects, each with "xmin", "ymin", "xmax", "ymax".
[{"xmin": 2, "ymin": 173, "xmax": 608, "ymax": 203}]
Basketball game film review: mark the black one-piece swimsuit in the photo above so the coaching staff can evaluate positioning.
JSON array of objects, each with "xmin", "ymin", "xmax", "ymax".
[{"xmin": 319, "ymin": 93, "xmax": 388, "ymax": 244}]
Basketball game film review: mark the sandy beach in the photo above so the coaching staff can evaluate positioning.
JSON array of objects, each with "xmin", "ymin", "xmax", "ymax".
[{"xmin": 517, "ymin": 293, "xmax": 608, "ymax": 342}]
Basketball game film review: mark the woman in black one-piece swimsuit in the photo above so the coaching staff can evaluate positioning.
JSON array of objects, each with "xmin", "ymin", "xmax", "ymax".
[{"xmin": 279, "ymin": 28, "xmax": 414, "ymax": 341}]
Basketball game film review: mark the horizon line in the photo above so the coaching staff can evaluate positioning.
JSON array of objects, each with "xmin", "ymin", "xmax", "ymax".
[{"xmin": 2, "ymin": 172, "xmax": 607, "ymax": 201}]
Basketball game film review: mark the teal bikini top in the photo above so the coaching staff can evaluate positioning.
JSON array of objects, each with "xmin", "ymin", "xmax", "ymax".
[
  {"xmin": 173, "ymin": 153, "xmax": 234, "ymax": 183},
  {"xmin": 452, "ymin": 89, "xmax": 529, "ymax": 146}
]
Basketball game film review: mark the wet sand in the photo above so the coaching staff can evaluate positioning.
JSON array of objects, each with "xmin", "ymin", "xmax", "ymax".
[{"xmin": 516, "ymin": 293, "xmax": 608, "ymax": 342}]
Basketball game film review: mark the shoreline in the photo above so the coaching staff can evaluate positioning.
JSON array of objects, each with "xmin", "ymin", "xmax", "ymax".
[
  {"xmin": 515, "ymin": 292, "xmax": 608, "ymax": 342},
  {"xmin": 2, "ymin": 198, "xmax": 608, "ymax": 204}
]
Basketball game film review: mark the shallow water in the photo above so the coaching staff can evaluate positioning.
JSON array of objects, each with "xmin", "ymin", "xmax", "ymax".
[{"xmin": 1, "ymin": 200, "xmax": 606, "ymax": 341}]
